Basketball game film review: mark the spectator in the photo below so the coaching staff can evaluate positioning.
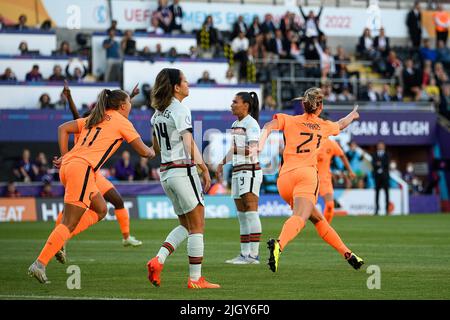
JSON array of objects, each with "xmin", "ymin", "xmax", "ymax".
[
  {"xmin": 34, "ymin": 152, "xmax": 51, "ymax": 182},
  {"xmin": 107, "ymin": 19, "xmax": 121, "ymax": 35},
  {"xmin": 299, "ymin": 3, "xmax": 323, "ymax": 40},
  {"xmin": 168, "ymin": 0, "xmax": 183, "ymax": 33},
  {"xmin": 153, "ymin": 43, "xmax": 164, "ymax": 59},
  {"xmin": 13, "ymin": 149, "xmax": 37, "ymax": 182},
  {"xmin": 262, "ymin": 95, "xmax": 277, "ymax": 110},
  {"xmin": 121, "ymin": 30, "xmax": 137, "ymax": 56},
  {"xmin": 420, "ymin": 38, "xmax": 437, "ymax": 64},
  {"xmin": 113, "ymin": 151, "xmax": 134, "ymax": 181},
  {"xmin": 438, "ymin": 82, "xmax": 450, "ymax": 118},
  {"xmin": 421, "ymin": 60, "xmax": 434, "ymax": 86},
  {"xmin": 167, "ymin": 47, "xmax": 178, "ymax": 62},
  {"xmin": 287, "ymin": 32, "xmax": 303, "ymax": 63},
  {"xmin": 54, "ymin": 91, "xmax": 68, "ymax": 109},
  {"xmin": 41, "ymin": 19, "xmax": 52, "ymax": 30},
  {"xmin": 380, "ymin": 84, "xmax": 392, "ymax": 102},
  {"xmin": 385, "ymin": 50, "xmax": 402, "ymax": 79},
  {"xmin": 231, "ymin": 15, "xmax": 248, "ymax": 40},
  {"xmin": 406, "ymin": 1, "xmax": 422, "ymax": 49},
  {"xmin": 362, "ymin": 82, "xmax": 380, "ymax": 102},
  {"xmin": 134, "ymin": 157, "xmax": 150, "ymax": 181},
  {"xmin": 54, "ymin": 41, "xmax": 72, "ymax": 56},
  {"xmin": 391, "ymin": 84, "xmax": 404, "ymax": 101},
  {"xmin": 251, "ymin": 33, "xmax": 268, "ymax": 61},
  {"xmin": 271, "ymin": 29, "xmax": 290, "ymax": 59},
  {"xmin": 434, "ymin": 62, "xmax": 449, "ymax": 87},
  {"xmin": 102, "ymin": 29, "xmax": 121, "ymax": 82},
  {"xmin": 139, "ymin": 46, "xmax": 153, "ymax": 59},
  {"xmin": 25, "ymin": 65, "xmax": 43, "ymax": 82},
  {"xmin": 0, "ymin": 68, "xmax": 17, "ymax": 81},
  {"xmin": 346, "ymin": 141, "xmax": 364, "ymax": 176},
  {"xmin": 197, "ymin": 70, "xmax": 216, "ymax": 84},
  {"xmin": 224, "ymin": 67, "xmax": 238, "ymax": 84},
  {"xmin": 39, "ymin": 93, "xmax": 55, "ymax": 109},
  {"xmin": 372, "ymin": 141, "xmax": 390, "ymax": 215},
  {"xmin": 197, "ymin": 15, "xmax": 219, "ymax": 57},
  {"xmin": 40, "ymin": 181, "xmax": 55, "ymax": 198},
  {"xmin": 374, "ymin": 27, "xmax": 390, "ymax": 58},
  {"xmin": 231, "ymin": 31, "xmax": 250, "ymax": 80},
  {"xmin": 261, "ymin": 13, "xmax": 276, "ymax": 35},
  {"xmin": 189, "ymin": 45, "xmax": 198, "ymax": 59},
  {"xmin": 357, "ymin": 28, "xmax": 376, "ymax": 59},
  {"xmin": 148, "ymin": 15, "xmax": 165, "ymax": 35},
  {"xmin": 389, "ymin": 160, "xmax": 402, "ymax": 178},
  {"xmin": 66, "ymin": 63, "xmax": 88, "ymax": 82},
  {"xmin": 436, "ymin": 40, "xmax": 450, "ymax": 68},
  {"xmin": 5, "ymin": 182, "xmax": 21, "ymax": 198},
  {"xmin": 247, "ymin": 16, "xmax": 262, "ymax": 39},
  {"xmin": 18, "ymin": 41, "xmax": 29, "ymax": 55},
  {"xmin": 15, "ymin": 14, "xmax": 28, "ymax": 31},
  {"xmin": 403, "ymin": 162, "xmax": 423, "ymax": 194},
  {"xmin": 402, "ymin": 58, "xmax": 421, "ymax": 100},
  {"xmin": 337, "ymin": 88, "xmax": 355, "ymax": 102},
  {"xmin": 321, "ymin": 82, "xmax": 336, "ymax": 102},
  {"xmin": 154, "ymin": 0, "xmax": 173, "ymax": 33},
  {"xmin": 49, "ymin": 65, "xmax": 66, "ymax": 81},
  {"xmin": 314, "ymin": 39, "xmax": 335, "ymax": 79},
  {"xmin": 433, "ymin": 3, "xmax": 450, "ymax": 47},
  {"xmin": 280, "ymin": 11, "xmax": 301, "ymax": 36}
]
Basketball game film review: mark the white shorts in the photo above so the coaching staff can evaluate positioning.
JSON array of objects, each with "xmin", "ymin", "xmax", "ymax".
[
  {"xmin": 161, "ymin": 173, "xmax": 205, "ymax": 215},
  {"xmin": 231, "ymin": 170, "xmax": 262, "ymax": 199}
]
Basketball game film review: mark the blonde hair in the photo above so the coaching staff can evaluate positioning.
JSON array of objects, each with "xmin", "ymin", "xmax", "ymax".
[{"xmin": 296, "ymin": 87, "xmax": 324, "ymax": 114}]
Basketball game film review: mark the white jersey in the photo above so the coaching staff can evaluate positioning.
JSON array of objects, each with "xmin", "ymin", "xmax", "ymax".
[
  {"xmin": 231, "ymin": 114, "xmax": 260, "ymax": 167},
  {"xmin": 151, "ymin": 98, "xmax": 194, "ymax": 181}
]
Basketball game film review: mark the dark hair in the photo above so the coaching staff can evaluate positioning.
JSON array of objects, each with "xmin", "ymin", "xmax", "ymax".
[
  {"xmin": 236, "ymin": 91, "xmax": 260, "ymax": 121},
  {"xmin": 151, "ymin": 68, "xmax": 182, "ymax": 112},
  {"xmin": 85, "ymin": 89, "xmax": 129, "ymax": 128}
]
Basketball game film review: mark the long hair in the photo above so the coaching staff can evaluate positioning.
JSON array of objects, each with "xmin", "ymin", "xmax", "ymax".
[
  {"xmin": 296, "ymin": 87, "xmax": 323, "ymax": 114},
  {"xmin": 85, "ymin": 89, "xmax": 129, "ymax": 128},
  {"xmin": 236, "ymin": 91, "xmax": 260, "ymax": 121},
  {"xmin": 151, "ymin": 68, "xmax": 181, "ymax": 112}
]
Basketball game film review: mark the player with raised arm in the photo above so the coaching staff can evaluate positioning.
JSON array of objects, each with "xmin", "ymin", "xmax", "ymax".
[
  {"xmin": 28, "ymin": 89, "xmax": 155, "ymax": 283},
  {"xmin": 258, "ymin": 87, "xmax": 364, "ymax": 273},
  {"xmin": 216, "ymin": 92, "xmax": 263, "ymax": 265},
  {"xmin": 146, "ymin": 68, "xmax": 220, "ymax": 289}
]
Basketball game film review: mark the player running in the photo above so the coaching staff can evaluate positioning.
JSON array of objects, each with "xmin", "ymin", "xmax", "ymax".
[
  {"xmin": 28, "ymin": 89, "xmax": 155, "ymax": 283},
  {"xmin": 53, "ymin": 82, "xmax": 143, "ymax": 266},
  {"xmin": 258, "ymin": 87, "xmax": 364, "ymax": 273},
  {"xmin": 216, "ymin": 92, "xmax": 262, "ymax": 265},
  {"xmin": 146, "ymin": 68, "xmax": 220, "ymax": 289},
  {"xmin": 317, "ymin": 138, "xmax": 355, "ymax": 223}
]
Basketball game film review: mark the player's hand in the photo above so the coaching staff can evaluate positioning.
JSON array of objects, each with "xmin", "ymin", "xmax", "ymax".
[
  {"xmin": 348, "ymin": 171, "xmax": 356, "ymax": 180},
  {"xmin": 216, "ymin": 163, "xmax": 223, "ymax": 182},
  {"xmin": 130, "ymin": 83, "xmax": 140, "ymax": 99},
  {"xmin": 202, "ymin": 170, "xmax": 211, "ymax": 193},
  {"xmin": 53, "ymin": 156, "xmax": 62, "ymax": 169},
  {"xmin": 62, "ymin": 80, "xmax": 71, "ymax": 98},
  {"xmin": 352, "ymin": 104, "xmax": 360, "ymax": 120}
]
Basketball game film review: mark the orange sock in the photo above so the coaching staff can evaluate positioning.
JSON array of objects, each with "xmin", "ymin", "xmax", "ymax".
[
  {"xmin": 71, "ymin": 209, "xmax": 99, "ymax": 237},
  {"xmin": 315, "ymin": 220, "xmax": 350, "ymax": 258},
  {"xmin": 115, "ymin": 208, "xmax": 130, "ymax": 239},
  {"xmin": 55, "ymin": 211, "xmax": 63, "ymax": 227},
  {"xmin": 278, "ymin": 215, "xmax": 305, "ymax": 251},
  {"xmin": 37, "ymin": 224, "xmax": 71, "ymax": 266},
  {"xmin": 324, "ymin": 201, "xmax": 335, "ymax": 224}
]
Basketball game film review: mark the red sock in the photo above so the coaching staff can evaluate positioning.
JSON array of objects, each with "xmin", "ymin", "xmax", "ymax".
[
  {"xmin": 324, "ymin": 201, "xmax": 335, "ymax": 224},
  {"xmin": 55, "ymin": 211, "xmax": 63, "ymax": 227},
  {"xmin": 115, "ymin": 208, "xmax": 130, "ymax": 239},
  {"xmin": 315, "ymin": 220, "xmax": 350, "ymax": 258},
  {"xmin": 71, "ymin": 209, "xmax": 99, "ymax": 237},
  {"xmin": 37, "ymin": 224, "xmax": 71, "ymax": 266},
  {"xmin": 278, "ymin": 215, "xmax": 305, "ymax": 251}
]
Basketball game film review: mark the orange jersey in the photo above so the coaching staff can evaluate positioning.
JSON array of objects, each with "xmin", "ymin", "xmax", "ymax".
[
  {"xmin": 273, "ymin": 113, "xmax": 340, "ymax": 176},
  {"xmin": 63, "ymin": 110, "xmax": 140, "ymax": 171},
  {"xmin": 317, "ymin": 139, "xmax": 344, "ymax": 180}
]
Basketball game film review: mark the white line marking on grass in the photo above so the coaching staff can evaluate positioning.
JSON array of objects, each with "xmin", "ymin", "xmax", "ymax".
[{"xmin": 0, "ymin": 294, "xmax": 149, "ymax": 300}]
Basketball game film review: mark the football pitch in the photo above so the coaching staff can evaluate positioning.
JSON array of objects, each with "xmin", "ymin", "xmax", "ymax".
[{"xmin": 0, "ymin": 215, "xmax": 449, "ymax": 300}]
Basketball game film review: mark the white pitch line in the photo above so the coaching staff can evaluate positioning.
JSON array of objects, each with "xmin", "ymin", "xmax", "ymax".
[{"xmin": 0, "ymin": 294, "xmax": 149, "ymax": 300}]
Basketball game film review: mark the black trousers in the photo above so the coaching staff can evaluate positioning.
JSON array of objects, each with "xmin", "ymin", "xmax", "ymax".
[
  {"xmin": 375, "ymin": 178, "xmax": 390, "ymax": 215},
  {"xmin": 436, "ymin": 30, "xmax": 448, "ymax": 47}
]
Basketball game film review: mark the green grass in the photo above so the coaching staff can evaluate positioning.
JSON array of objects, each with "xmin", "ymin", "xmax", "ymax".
[{"xmin": 1, "ymin": 215, "xmax": 450, "ymax": 300}]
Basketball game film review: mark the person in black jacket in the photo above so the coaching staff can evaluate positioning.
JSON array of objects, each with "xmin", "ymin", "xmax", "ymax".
[
  {"xmin": 372, "ymin": 141, "xmax": 390, "ymax": 215},
  {"xmin": 168, "ymin": 0, "xmax": 183, "ymax": 33},
  {"xmin": 406, "ymin": 1, "xmax": 422, "ymax": 49}
]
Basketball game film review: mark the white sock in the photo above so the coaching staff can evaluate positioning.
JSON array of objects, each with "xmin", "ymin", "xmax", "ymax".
[
  {"xmin": 238, "ymin": 211, "xmax": 250, "ymax": 256},
  {"xmin": 157, "ymin": 225, "xmax": 188, "ymax": 264},
  {"xmin": 188, "ymin": 233, "xmax": 203, "ymax": 281},
  {"xmin": 247, "ymin": 211, "xmax": 262, "ymax": 258}
]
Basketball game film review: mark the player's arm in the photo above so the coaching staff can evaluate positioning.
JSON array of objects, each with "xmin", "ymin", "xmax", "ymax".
[
  {"xmin": 129, "ymin": 137, "xmax": 156, "ymax": 159},
  {"xmin": 339, "ymin": 153, "xmax": 356, "ymax": 180},
  {"xmin": 258, "ymin": 119, "xmax": 279, "ymax": 152},
  {"xmin": 337, "ymin": 104, "xmax": 359, "ymax": 130},
  {"xmin": 58, "ymin": 120, "xmax": 82, "ymax": 156},
  {"xmin": 182, "ymin": 130, "xmax": 211, "ymax": 192},
  {"xmin": 130, "ymin": 83, "xmax": 139, "ymax": 100},
  {"xmin": 151, "ymin": 131, "xmax": 160, "ymax": 155},
  {"xmin": 62, "ymin": 80, "xmax": 80, "ymax": 120}
]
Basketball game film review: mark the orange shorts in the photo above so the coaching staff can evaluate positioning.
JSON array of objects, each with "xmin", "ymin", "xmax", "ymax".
[
  {"xmin": 277, "ymin": 166, "xmax": 319, "ymax": 208},
  {"xmin": 319, "ymin": 175, "xmax": 334, "ymax": 197},
  {"xmin": 95, "ymin": 171, "xmax": 115, "ymax": 195},
  {"xmin": 59, "ymin": 159, "xmax": 99, "ymax": 209}
]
